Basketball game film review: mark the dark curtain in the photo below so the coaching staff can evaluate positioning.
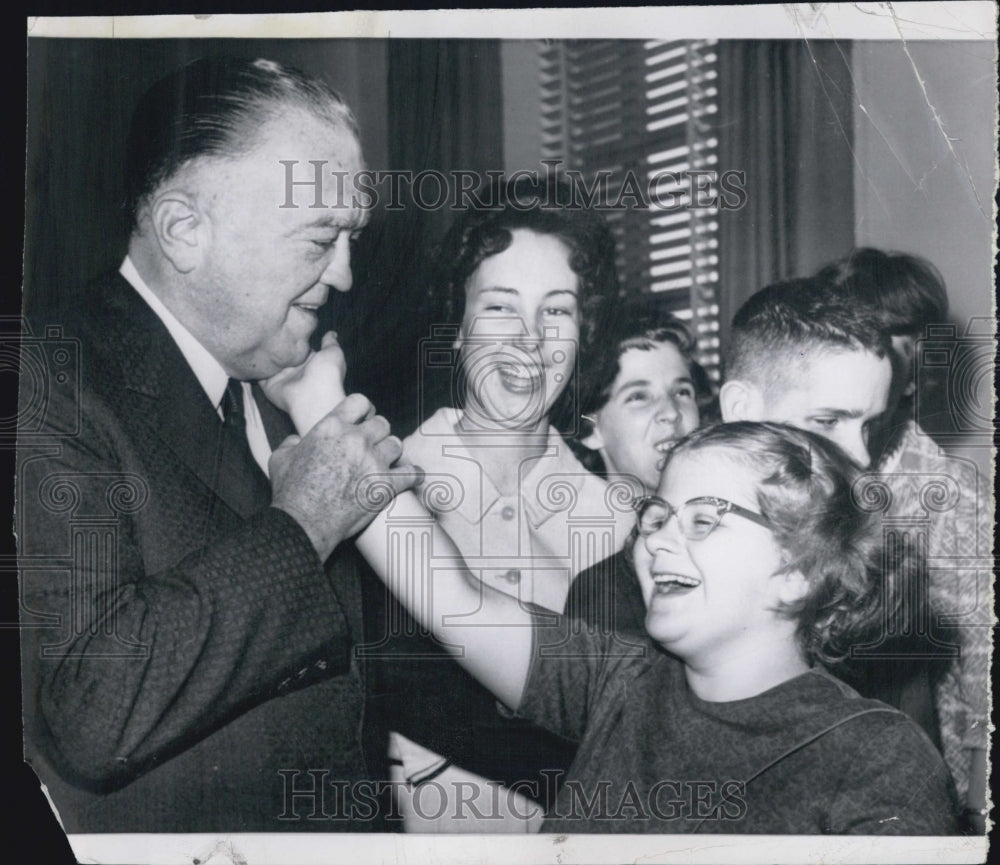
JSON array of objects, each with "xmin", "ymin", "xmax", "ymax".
[
  {"xmin": 24, "ymin": 38, "xmax": 390, "ymax": 321},
  {"xmin": 715, "ymin": 40, "xmax": 855, "ymax": 355},
  {"xmin": 325, "ymin": 40, "xmax": 503, "ymax": 436}
]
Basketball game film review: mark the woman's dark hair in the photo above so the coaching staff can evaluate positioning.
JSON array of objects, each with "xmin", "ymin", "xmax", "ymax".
[
  {"xmin": 665, "ymin": 421, "xmax": 916, "ymax": 669},
  {"xmin": 816, "ymin": 247, "xmax": 949, "ymax": 336},
  {"xmin": 572, "ymin": 295, "xmax": 717, "ymax": 476},
  {"xmin": 435, "ymin": 175, "xmax": 619, "ymax": 431},
  {"xmin": 125, "ymin": 56, "xmax": 358, "ymax": 232}
]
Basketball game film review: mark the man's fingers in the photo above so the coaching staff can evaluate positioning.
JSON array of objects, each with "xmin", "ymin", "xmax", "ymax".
[
  {"xmin": 384, "ymin": 461, "xmax": 424, "ymax": 495},
  {"xmin": 320, "ymin": 330, "xmax": 339, "ymax": 348},
  {"xmin": 359, "ymin": 414, "xmax": 393, "ymax": 445},
  {"xmin": 273, "ymin": 433, "xmax": 303, "ymax": 452},
  {"xmin": 332, "ymin": 393, "xmax": 375, "ymax": 424},
  {"xmin": 373, "ymin": 433, "xmax": 403, "ymax": 465},
  {"xmin": 267, "ymin": 434, "xmax": 302, "ymax": 472}
]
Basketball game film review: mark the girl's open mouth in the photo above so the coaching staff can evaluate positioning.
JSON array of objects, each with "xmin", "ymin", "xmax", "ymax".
[{"xmin": 651, "ymin": 573, "xmax": 700, "ymax": 595}]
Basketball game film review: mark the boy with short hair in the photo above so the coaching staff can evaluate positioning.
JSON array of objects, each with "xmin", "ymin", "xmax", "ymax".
[
  {"xmin": 719, "ymin": 276, "xmax": 893, "ymax": 469},
  {"xmin": 816, "ymin": 248, "xmax": 991, "ymax": 833},
  {"xmin": 718, "ymin": 275, "xmax": 944, "ymax": 749}
]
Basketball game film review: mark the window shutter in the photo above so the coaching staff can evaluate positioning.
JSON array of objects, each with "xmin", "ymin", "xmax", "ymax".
[{"xmin": 539, "ymin": 39, "xmax": 722, "ymax": 378}]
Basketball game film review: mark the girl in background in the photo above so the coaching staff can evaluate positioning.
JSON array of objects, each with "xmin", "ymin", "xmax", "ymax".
[{"xmin": 565, "ymin": 295, "xmax": 716, "ymax": 639}]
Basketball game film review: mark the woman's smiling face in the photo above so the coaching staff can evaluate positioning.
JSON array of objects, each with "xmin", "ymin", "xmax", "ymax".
[{"xmin": 457, "ymin": 229, "xmax": 580, "ymax": 431}]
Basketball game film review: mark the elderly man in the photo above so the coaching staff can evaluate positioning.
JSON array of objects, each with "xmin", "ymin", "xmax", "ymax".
[{"xmin": 18, "ymin": 57, "xmax": 415, "ymax": 832}]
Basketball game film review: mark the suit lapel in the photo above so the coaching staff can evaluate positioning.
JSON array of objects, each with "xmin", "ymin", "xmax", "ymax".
[{"xmin": 106, "ymin": 274, "xmax": 270, "ymax": 519}]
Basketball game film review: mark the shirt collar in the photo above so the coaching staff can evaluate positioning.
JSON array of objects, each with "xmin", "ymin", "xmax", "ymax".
[
  {"xmin": 411, "ymin": 408, "xmax": 591, "ymax": 528},
  {"xmin": 120, "ymin": 256, "xmax": 229, "ymax": 413}
]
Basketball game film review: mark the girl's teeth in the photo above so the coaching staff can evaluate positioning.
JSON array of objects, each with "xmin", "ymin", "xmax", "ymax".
[{"xmin": 653, "ymin": 574, "xmax": 699, "ymax": 587}]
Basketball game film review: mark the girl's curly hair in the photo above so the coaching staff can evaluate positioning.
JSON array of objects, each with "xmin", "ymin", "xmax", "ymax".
[{"xmin": 666, "ymin": 421, "xmax": 916, "ymax": 668}]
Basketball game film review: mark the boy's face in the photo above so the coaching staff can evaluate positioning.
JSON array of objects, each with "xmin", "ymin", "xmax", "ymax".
[
  {"xmin": 727, "ymin": 349, "xmax": 892, "ymax": 468},
  {"xmin": 582, "ymin": 342, "xmax": 700, "ymax": 492}
]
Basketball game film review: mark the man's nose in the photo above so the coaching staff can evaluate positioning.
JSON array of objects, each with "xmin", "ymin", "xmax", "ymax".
[
  {"xmin": 837, "ymin": 428, "xmax": 872, "ymax": 469},
  {"xmin": 321, "ymin": 233, "xmax": 354, "ymax": 293}
]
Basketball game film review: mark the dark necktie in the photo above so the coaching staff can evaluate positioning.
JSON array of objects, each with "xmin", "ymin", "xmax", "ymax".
[{"xmin": 217, "ymin": 378, "xmax": 272, "ymax": 515}]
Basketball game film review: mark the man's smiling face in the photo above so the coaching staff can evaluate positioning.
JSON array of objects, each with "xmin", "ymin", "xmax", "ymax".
[{"xmin": 184, "ymin": 107, "xmax": 367, "ymax": 380}]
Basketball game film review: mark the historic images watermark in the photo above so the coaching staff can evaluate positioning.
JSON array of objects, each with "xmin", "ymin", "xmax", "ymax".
[
  {"xmin": 277, "ymin": 770, "xmax": 748, "ymax": 823},
  {"xmin": 280, "ymin": 158, "xmax": 749, "ymax": 212}
]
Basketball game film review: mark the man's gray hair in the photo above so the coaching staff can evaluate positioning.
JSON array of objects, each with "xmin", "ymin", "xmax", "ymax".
[{"xmin": 124, "ymin": 56, "xmax": 359, "ymax": 231}]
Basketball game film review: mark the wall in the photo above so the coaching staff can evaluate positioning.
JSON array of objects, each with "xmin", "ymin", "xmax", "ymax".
[
  {"xmin": 852, "ymin": 40, "xmax": 995, "ymax": 476},
  {"xmin": 501, "ymin": 40, "xmax": 544, "ymax": 173},
  {"xmin": 852, "ymin": 40, "xmax": 995, "ymax": 328}
]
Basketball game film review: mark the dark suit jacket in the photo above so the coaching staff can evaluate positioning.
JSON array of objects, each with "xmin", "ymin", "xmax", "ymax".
[{"xmin": 17, "ymin": 273, "xmax": 383, "ymax": 832}]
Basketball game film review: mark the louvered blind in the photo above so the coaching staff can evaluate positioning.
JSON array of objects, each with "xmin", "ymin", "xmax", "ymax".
[{"xmin": 539, "ymin": 40, "xmax": 722, "ymax": 378}]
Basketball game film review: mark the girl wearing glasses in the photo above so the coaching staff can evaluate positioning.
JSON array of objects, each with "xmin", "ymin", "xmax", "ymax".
[
  {"xmin": 266, "ymin": 340, "xmax": 956, "ymax": 831},
  {"xmin": 356, "ymin": 420, "xmax": 958, "ymax": 833}
]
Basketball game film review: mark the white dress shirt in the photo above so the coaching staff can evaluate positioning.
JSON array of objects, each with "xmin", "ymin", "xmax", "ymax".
[
  {"xmin": 403, "ymin": 406, "xmax": 638, "ymax": 610},
  {"xmin": 120, "ymin": 257, "xmax": 272, "ymax": 474}
]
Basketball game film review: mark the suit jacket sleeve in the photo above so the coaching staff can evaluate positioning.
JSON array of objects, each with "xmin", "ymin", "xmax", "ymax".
[{"xmin": 18, "ymin": 319, "xmax": 356, "ymax": 792}]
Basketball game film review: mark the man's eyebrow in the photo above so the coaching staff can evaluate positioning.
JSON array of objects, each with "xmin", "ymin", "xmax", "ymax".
[
  {"xmin": 809, "ymin": 407, "xmax": 863, "ymax": 418},
  {"xmin": 286, "ymin": 217, "xmax": 339, "ymax": 234},
  {"xmin": 285, "ymin": 213, "xmax": 368, "ymax": 236}
]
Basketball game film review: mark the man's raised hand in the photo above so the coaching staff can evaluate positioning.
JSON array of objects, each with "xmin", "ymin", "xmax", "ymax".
[{"xmin": 269, "ymin": 393, "xmax": 421, "ymax": 560}]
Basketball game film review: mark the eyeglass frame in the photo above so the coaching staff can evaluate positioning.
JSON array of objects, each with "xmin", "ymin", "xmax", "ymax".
[{"xmin": 632, "ymin": 494, "xmax": 771, "ymax": 541}]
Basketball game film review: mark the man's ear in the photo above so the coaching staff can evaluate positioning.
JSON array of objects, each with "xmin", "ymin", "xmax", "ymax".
[
  {"xmin": 149, "ymin": 190, "xmax": 205, "ymax": 274},
  {"xmin": 579, "ymin": 416, "xmax": 604, "ymax": 452},
  {"xmin": 719, "ymin": 379, "xmax": 764, "ymax": 422}
]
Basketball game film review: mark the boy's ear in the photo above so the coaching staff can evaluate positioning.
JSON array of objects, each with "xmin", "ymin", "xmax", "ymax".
[
  {"xmin": 773, "ymin": 569, "xmax": 810, "ymax": 606},
  {"xmin": 719, "ymin": 379, "xmax": 764, "ymax": 422},
  {"xmin": 149, "ymin": 189, "xmax": 205, "ymax": 274}
]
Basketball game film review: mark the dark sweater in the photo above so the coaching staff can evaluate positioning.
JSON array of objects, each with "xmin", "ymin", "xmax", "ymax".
[
  {"xmin": 567, "ymin": 547, "xmax": 944, "ymax": 749},
  {"xmin": 564, "ymin": 547, "xmax": 646, "ymax": 639},
  {"xmin": 518, "ymin": 619, "xmax": 958, "ymax": 834}
]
